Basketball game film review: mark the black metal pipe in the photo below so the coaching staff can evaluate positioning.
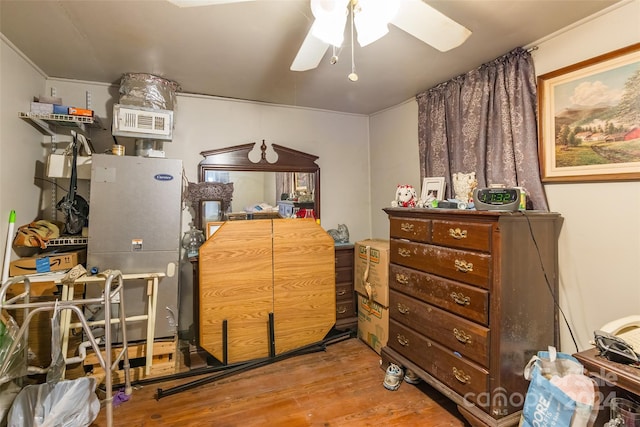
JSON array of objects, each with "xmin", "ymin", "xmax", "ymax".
[
  {"xmin": 155, "ymin": 336, "xmax": 346, "ymax": 399},
  {"xmin": 268, "ymin": 312, "xmax": 275, "ymax": 358},
  {"xmin": 222, "ymin": 319, "xmax": 228, "ymax": 365}
]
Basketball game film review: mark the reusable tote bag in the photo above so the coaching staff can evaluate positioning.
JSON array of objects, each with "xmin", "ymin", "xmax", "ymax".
[{"xmin": 520, "ymin": 347, "xmax": 598, "ymax": 427}]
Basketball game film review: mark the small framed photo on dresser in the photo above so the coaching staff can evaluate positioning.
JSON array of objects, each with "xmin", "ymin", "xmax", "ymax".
[{"xmin": 421, "ymin": 177, "xmax": 445, "ymax": 202}]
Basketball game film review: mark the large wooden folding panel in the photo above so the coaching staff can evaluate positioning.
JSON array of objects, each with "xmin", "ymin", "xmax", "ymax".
[{"xmin": 198, "ymin": 219, "xmax": 335, "ymax": 364}]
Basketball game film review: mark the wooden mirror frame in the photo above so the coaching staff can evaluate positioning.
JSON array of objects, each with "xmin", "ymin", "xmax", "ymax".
[{"xmin": 198, "ymin": 140, "xmax": 321, "ymax": 219}]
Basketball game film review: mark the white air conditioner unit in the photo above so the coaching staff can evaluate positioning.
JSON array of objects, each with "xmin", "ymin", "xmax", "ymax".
[{"xmin": 112, "ymin": 104, "xmax": 173, "ymax": 140}]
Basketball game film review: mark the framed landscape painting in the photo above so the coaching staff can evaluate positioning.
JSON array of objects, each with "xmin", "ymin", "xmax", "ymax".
[{"xmin": 538, "ymin": 43, "xmax": 640, "ymax": 182}]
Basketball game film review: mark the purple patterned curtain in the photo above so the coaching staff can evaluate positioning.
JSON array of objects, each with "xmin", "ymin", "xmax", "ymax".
[{"xmin": 417, "ymin": 47, "xmax": 548, "ymax": 210}]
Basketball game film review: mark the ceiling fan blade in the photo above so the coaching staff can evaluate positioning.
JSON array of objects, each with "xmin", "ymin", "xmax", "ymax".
[
  {"xmin": 391, "ymin": 0, "xmax": 471, "ymax": 52},
  {"xmin": 290, "ymin": 23, "xmax": 330, "ymax": 72},
  {"xmin": 166, "ymin": 0, "xmax": 253, "ymax": 7}
]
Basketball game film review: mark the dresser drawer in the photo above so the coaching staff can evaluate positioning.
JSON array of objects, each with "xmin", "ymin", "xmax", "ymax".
[
  {"xmin": 389, "ymin": 217, "xmax": 431, "ymax": 243},
  {"xmin": 335, "ymin": 282, "xmax": 353, "ymax": 299},
  {"xmin": 389, "ymin": 264, "xmax": 489, "ymax": 325},
  {"xmin": 336, "ymin": 298, "xmax": 356, "ymax": 319},
  {"xmin": 335, "ymin": 267, "xmax": 353, "ymax": 284},
  {"xmin": 389, "ymin": 319, "xmax": 489, "ymax": 407},
  {"xmin": 390, "ymin": 239, "xmax": 492, "ymax": 289},
  {"xmin": 432, "ymin": 220, "xmax": 493, "ymax": 252},
  {"xmin": 390, "ymin": 289, "xmax": 489, "ymax": 367},
  {"xmin": 335, "ymin": 247, "xmax": 354, "ymax": 268}
]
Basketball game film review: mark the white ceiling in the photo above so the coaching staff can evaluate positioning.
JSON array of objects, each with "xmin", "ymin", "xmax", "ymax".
[{"xmin": 0, "ymin": 0, "xmax": 622, "ymax": 115}]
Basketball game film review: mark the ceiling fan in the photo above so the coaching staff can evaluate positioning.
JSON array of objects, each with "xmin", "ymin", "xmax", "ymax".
[{"xmin": 167, "ymin": 0, "xmax": 471, "ymax": 72}]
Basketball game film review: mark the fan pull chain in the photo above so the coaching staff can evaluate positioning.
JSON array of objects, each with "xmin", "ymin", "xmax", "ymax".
[{"xmin": 348, "ymin": 0, "xmax": 358, "ymax": 82}]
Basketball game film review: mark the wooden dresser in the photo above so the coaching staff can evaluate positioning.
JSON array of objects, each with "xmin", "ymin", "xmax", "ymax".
[
  {"xmin": 334, "ymin": 244, "xmax": 357, "ymax": 332},
  {"xmin": 382, "ymin": 208, "xmax": 562, "ymax": 426}
]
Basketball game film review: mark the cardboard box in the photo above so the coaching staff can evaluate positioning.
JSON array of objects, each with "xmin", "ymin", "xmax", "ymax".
[
  {"xmin": 68, "ymin": 107, "xmax": 93, "ymax": 117},
  {"xmin": 47, "ymin": 153, "xmax": 92, "ymax": 180},
  {"xmin": 357, "ymin": 293, "xmax": 389, "ymax": 354},
  {"xmin": 30, "ymin": 101, "xmax": 54, "ymax": 114},
  {"xmin": 5, "ymin": 281, "xmax": 84, "ymax": 368},
  {"xmin": 53, "ymin": 104, "xmax": 69, "ymax": 115},
  {"xmin": 37, "ymin": 95, "xmax": 62, "ymax": 105},
  {"xmin": 354, "ymin": 239, "xmax": 390, "ymax": 307},
  {"xmin": 9, "ymin": 250, "xmax": 86, "ymax": 276}
]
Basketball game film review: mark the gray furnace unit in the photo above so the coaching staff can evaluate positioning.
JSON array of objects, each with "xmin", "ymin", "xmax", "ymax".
[{"xmin": 86, "ymin": 154, "xmax": 182, "ymax": 343}]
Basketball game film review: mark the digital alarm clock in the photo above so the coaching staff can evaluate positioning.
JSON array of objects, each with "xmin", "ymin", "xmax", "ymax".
[{"xmin": 473, "ymin": 187, "xmax": 522, "ymax": 211}]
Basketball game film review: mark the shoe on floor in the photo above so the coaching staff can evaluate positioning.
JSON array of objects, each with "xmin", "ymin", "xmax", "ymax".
[
  {"xmin": 383, "ymin": 363, "xmax": 403, "ymax": 391},
  {"xmin": 404, "ymin": 369, "xmax": 421, "ymax": 384}
]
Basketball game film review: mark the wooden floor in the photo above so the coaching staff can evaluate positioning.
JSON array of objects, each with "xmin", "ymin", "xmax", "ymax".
[{"xmin": 90, "ymin": 337, "xmax": 470, "ymax": 426}]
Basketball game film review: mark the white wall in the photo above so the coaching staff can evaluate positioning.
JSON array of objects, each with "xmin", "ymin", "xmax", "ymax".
[
  {"xmin": 369, "ymin": 99, "xmax": 420, "ymax": 237},
  {"xmin": 369, "ymin": 0, "xmax": 640, "ymax": 353},
  {"xmin": 0, "ymin": 37, "xmax": 47, "ymax": 247}
]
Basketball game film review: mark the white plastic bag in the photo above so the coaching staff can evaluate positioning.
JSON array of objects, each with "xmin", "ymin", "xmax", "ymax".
[
  {"xmin": 7, "ymin": 377, "xmax": 100, "ymax": 427},
  {"xmin": 7, "ymin": 308, "xmax": 100, "ymax": 427}
]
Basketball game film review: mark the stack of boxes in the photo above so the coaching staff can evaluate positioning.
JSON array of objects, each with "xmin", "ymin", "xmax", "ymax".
[
  {"xmin": 30, "ymin": 96, "xmax": 94, "ymax": 117},
  {"xmin": 354, "ymin": 239, "xmax": 390, "ymax": 354}
]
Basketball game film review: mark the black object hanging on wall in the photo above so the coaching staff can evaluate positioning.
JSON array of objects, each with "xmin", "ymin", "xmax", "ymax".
[{"xmin": 56, "ymin": 131, "xmax": 89, "ymax": 235}]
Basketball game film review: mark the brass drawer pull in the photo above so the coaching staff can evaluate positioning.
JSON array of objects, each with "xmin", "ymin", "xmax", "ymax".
[
  {"xmin": 450, "ymin": 292, "xmax": 470, "ymax": 306},
  {"xmin": 449, "ymin": 228, "xmax": 468, "ymax": 239},
  {"xmin": 398, "ymin": 248, "xmax": 411, "ymax": 257},
  {"xmin": 454, "ymin": 259, "xmax": 473, "ymax": 273},
  {"xmin": 337, "ymin": 306, "xmax": 347, "ymax": 314},
  {"xmin": 395, "ymin": 273, "xmax": 409, "ymax": 285},
  {"xmin": 453, "ymin": 367, "xmax": 471, "ymax": 384},
  {"xmin": 337, "ymin": 289, "xmax": 346, "ymax": 296},
  {"xmin": 401, "ymin": 222, "xmax": 414, "ymax": 232},
  {"xmin": 396, "ymin": 334, "xmax": 409, "ymax": 346},
  {"xmin": 453, "ymin": 328, "xmax": 472, "ymax": 344},
  {"xmin": 397, "ymin": 302, "xmax": 410, "ymax": 314}
]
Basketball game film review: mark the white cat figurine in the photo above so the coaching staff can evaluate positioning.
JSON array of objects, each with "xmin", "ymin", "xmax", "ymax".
[{"xmin": 327, "ymin": 224, "xmax": 349, "ymax": 243}]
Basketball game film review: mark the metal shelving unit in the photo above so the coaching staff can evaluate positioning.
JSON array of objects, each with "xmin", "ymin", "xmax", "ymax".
[
  {"xmin": 18, "ymin": 112, "xmax": 100, "ymax": 135},
  {"xmin": 45, "ymin": 236, "xmax": 88, "ymax": 248},
  {"xmin": 19, "ymin": 111, "xmax": 100, "ymax": 221}
]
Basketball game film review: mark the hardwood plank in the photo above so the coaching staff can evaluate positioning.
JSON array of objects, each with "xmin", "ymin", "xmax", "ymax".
[{"xmin": 90, "ymin": 338, "xmax": 470, "ymax": 426}]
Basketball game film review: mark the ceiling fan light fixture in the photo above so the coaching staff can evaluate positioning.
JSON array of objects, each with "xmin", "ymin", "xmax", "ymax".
[
  {"xmin": 354, "ymin": 18, "xmax": 388, "ymax": 47},
  {"xmin": 310, "ymin": 0, "xmax": 349, "ymax": 47},
  {"xmin": 354, "ymin": 0, "xmax": 400, "ymax": 46}
]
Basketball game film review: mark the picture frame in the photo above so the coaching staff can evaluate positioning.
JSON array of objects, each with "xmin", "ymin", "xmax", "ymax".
[
  {"xmin": 294, "ymin": 172, "xmax": 309, "ymax": 191},
  {"xmin": 538, "ymin": 43, "xmax": 640, "ymax": 182},
  {"xmin": 206, "ymin": 221, "xmax": 224, "ymax": 238},
  {"xmin": 421, "ymin": 177, "xmax": 446, "ymax": 202}
]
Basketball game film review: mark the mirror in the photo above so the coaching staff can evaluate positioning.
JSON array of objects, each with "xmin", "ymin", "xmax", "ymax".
[{"xmin": 198, "ymin": 141, "xmax": 320, "ymax": 221}]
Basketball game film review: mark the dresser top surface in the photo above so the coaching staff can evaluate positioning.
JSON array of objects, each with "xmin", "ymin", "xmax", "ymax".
[{"xmin": 384, "ymin": 207, "xmax": 561, "ymax": 220}]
